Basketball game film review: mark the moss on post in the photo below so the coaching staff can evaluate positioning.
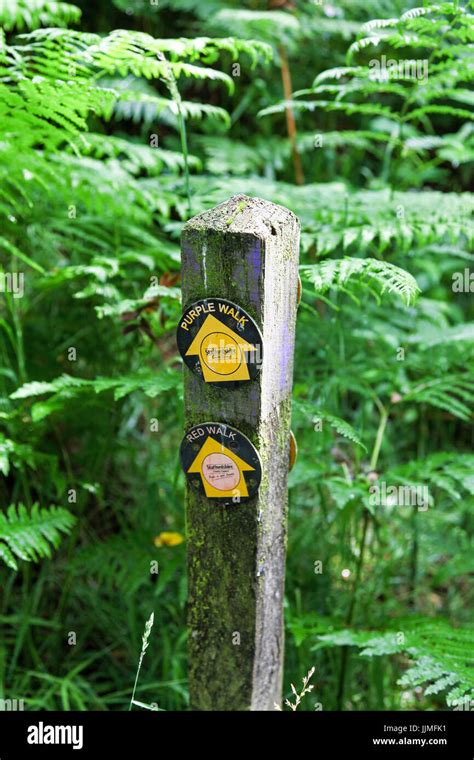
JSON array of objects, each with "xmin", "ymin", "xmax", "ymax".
[{"xmin": 181, "ymin": 195, "xmax": 300, "ymax": 710}]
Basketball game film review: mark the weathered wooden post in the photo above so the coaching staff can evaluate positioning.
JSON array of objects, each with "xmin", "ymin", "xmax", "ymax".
[{"xmin": 177, "ymin": 194, "xmax": 300, "ymax": 710}]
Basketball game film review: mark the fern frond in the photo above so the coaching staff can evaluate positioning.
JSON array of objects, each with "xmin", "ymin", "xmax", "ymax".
[
  {"xmin": 16, "ymin": 28, "xmax": 270, "ymax": 91},
  {"xmin": 301, "ymin": 615, "xmax": 474, "ymax": 706},
  {"xmin": 301, "ymin": 258, "xmax": 420, "ymax": 306},
  {"xmin": 409, "ymin": 322, "xmax": 474, "ymax": 347},
  {"xmin": 0, "ymin": 80, "xmax": 117, "ymax": 152},
  {"xmin": 0, "ymin": 503, "xmax": 76, "ymax": 570},
  {"xmin": 297, "ymin": 130, "xmax": 390, "ymax": 154},
  {"xmin": 362, "ymin": 17, "xmax": 398, "ymax": 31},
  {"xmin": 402, "ymin": 376, "xmax": 474, "ymax": 421},
  {"xmin": 406, "ymin": 104, "xmax": 474, "ymax": 123},
  {"xmin": 271, "ymin": 0, "xmax": 474, "ymax": 178},
  {"xmin": 313, "ymin": 66, "xmax": 365, "ymax": 85},
  {"xmin": 385, "ymin": 452, "xmax": 474, "ymax": 502},
  {"xmin": 114, "ymin": 89, "xmax": 230, "ymax": 126},
  {"xmin": 259, "ymin": 98, "xmax": 395, "ymax": 120},
  {"xmin": 293, "ymin": 400, "xmax": 367, "ymax": 450},
  {"xmin": 11, "ymin": 370, "xmax": 182, "ymax": 421},
  {"xmin": 0, "ymin": 0, "xmax": 81, "ymax": 31},
  {"xmin": 210, "ymin": 9, "xmax": 299, "ymax": 48},
  {"xmin": 73, "ymin": 133, "xmax": 201, "ymax": 176}
]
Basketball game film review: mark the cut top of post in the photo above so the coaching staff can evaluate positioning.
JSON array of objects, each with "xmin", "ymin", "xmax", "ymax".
[{"xmin": 183, "ymin": 194, "xmax": 299, "ymax": 240}]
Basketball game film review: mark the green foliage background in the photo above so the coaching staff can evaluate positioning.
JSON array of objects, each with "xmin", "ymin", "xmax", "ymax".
[{"xmin": 0, "ymin": 0, "xmax": 472, "ymax": 710}]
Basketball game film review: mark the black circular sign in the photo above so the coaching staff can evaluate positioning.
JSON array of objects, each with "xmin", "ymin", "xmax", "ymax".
[
  {"xmin": 180, "ymin": 422, "xmax": 262, "ymax": 502},
  {"xmin": 176, "ymin": 298, "xmax": 263, "ymax": 385}
]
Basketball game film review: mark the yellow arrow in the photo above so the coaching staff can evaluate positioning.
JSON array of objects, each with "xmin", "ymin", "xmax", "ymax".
[
  {"xmin": 185, "ymin": 314, "xmax": 256, "ymax": 382},
  {"xmin": 188, "ymin": 436, "xmax": 255, "ymax": 498}
]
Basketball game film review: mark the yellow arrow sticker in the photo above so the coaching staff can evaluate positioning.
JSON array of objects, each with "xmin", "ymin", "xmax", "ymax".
[
  {"xmin": 185, "ymin": 314, "xmax": 256, "ymax": 382},
  {"xmin": 180, "ymin": 423, "xmax": 262, "ymax": 501},
  {"xmin": 176, "ymin": 299, "xmax": 263, "ymax": 384},
  {"xmin": 188, "ymin": 435, "xmax": 254, "ymax": 497}
]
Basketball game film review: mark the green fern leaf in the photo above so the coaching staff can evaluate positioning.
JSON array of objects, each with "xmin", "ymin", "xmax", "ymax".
[
  {"xmin": 0, "ymin": 503, "xmax": 76, "ymax": 570},
  {"xmin": 0, "ymin": 0, "xmax": 81, "ymax": 31},
  {"xmin": 293, "ymin": 401, "xmax": 367, "ymax": 451},
  {"xmin": 301, "ymin": 258, "xmax": 420, "ymax": 306}
]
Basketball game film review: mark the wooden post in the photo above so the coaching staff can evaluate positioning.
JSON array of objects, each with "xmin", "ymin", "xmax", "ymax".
[{"xmin": 180, "ymin": 194, "xmax": 300, "ymax": 710}]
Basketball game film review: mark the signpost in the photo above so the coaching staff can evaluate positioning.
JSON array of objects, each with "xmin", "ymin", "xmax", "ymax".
[{"xmin": 178, "ymin": 194, "xmax": 300, "ymax": 710}]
